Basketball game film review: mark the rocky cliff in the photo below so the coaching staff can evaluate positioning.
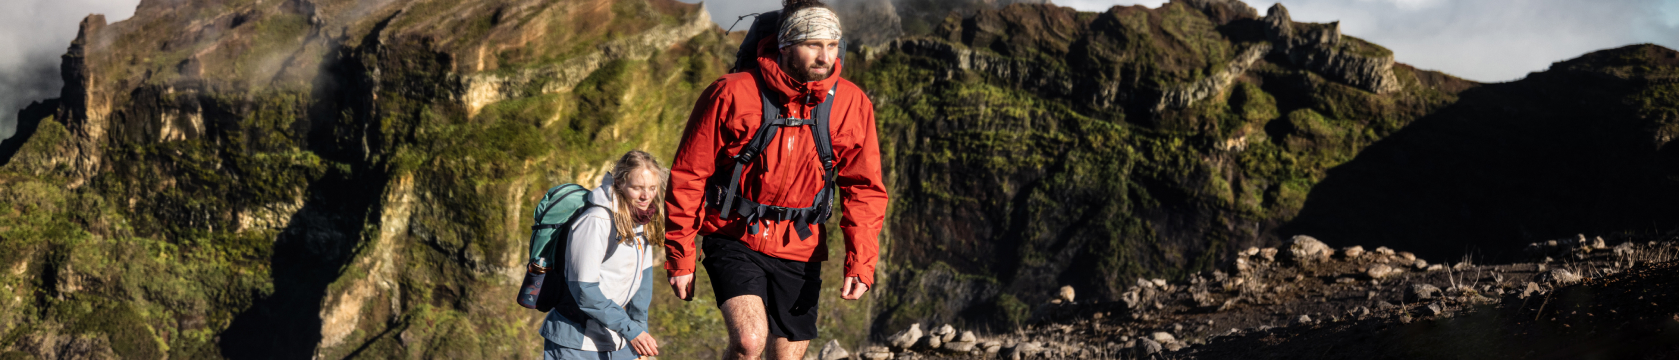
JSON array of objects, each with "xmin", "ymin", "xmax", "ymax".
[
  {"xmin": 0, "ymin": 0, "xmax": 776, "ymax": 358},
  {"xmin": 0, "ymin": 0, "xmax": 1673, "ymax": 358},
  {"xmin": 850, "ymin": 0, "xmax": 1675, "ymax": 338}
]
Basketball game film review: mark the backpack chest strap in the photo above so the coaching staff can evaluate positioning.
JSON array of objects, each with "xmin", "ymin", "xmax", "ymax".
[{"xmin": 712, "ymin": 87, "xmax": 841, "ymax": 240}]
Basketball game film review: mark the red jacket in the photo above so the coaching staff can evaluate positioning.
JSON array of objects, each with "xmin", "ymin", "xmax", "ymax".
[{"xmin": 663, "ymin": 37, "xmax": 889, "ymax": 286}]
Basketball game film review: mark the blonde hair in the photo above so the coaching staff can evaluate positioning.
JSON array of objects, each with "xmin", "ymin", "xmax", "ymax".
[{"xmin": 609, "ymin": 150, "xmax": 667, "ymax": 246}]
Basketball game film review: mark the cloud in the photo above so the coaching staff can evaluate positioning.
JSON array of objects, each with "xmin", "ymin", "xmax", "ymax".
[{"xmin": 0, "ymin": 0, "xmax": 139, "ymax": 139}]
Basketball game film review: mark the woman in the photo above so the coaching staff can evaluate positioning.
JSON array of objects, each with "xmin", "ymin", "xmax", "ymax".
[{"xmin": 541, "ymin": 150, "xmax": 665, "ymax": 360}]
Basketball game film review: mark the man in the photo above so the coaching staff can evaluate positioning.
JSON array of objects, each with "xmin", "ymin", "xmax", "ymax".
[{"xmin": 663, "ymin": 1, "xmax": 888, "ymax": 359}]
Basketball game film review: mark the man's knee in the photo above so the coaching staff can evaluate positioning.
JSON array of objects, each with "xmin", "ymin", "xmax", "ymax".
[{"xmin": 730, "ymin": 333, "xmax": 767, "ymax": 355}]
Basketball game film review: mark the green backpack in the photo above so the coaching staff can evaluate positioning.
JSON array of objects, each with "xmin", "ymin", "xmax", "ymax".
[{"xmin": 515, "ymin": 183, "xmax": 604, "ymax": 321}]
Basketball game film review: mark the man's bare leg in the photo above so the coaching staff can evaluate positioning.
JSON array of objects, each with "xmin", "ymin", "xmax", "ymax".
[
  {"xmin": 721, "ymin": 295, "xmax": 769, "ymax": 360},
  {"xmin": 768, "ymin": 337, "xmax": 810, "ymax": 360}
]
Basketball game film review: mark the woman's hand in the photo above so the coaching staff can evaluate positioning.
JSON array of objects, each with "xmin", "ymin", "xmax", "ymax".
[{"xmin": 630, "ymin": 332, "xmax": 659, "ymax": 356}]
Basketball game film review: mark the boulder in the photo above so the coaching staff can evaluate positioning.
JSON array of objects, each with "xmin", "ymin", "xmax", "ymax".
[
  {"xmin": 1284, "ymin": 235, "xmax": 1333, "ymax": 263},
  {"xmin": 1058, "ymin": 285, "xmax": 1076, "ymax": 303},
  {"xmin": 820, "ymin": 340, "xmax": 850, "ymax": 360},
  {"xmin": 1365, "ymin": 264, "xmax": 1397, "ymax": 279},
  {"xmin": 886, "ymin": 324, "xmax": 922, "ymax": 350},
  {"xmin": 1408, "ymin": 283, "xmax": 1441, "ymax": 302},
  {"xmin": 1341, "ymin": 246, "xmax": 1365, "ymax": 259},
  {"xmin": 1137, "ymin": 339, "xmax": 1163, "ymax": 355},
  {"xmin": 934, "ymin": 324, "xmax": 956, "ymax": 342},
  {"xmin": 860, "ymin": 346, "xmax": 894, "ymax": 360}
]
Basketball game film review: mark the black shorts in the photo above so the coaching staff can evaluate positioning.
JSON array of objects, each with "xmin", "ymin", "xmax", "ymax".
[{"xmin": 701, "ymin": 236, "xmax": 823, "ymax": 341}]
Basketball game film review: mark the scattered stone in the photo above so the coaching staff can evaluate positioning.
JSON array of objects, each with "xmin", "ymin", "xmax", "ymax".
[
  {"xmin": 820, "ymin": 340, "xmax": 850, "ymax": 360},
  {"xmin": 1413, "ymin": 259, "xmax": 1428, "ymax": 270},
  {"xmin": 934, "ymin": 324, "xmax": 956, "ymax": 342},
  {"xmin": 915, "ymin": 335, "xmax": 942, "ymax": 351},
  {"xmin": 860, "ymin": 346, "xmax": 894, "ymax": 360},
  {"xmin": 1549, "ymin": 269, "xmax": 1582, "ymax": 285},
  {"xmin": 1453, "ymin": 261, "xmax": 1473, "ymax": 271},
  {"xmin": 1058, "ymin": 285, "xmax": 1076, "ymax": 303},
  {"xmin": 1137, "ymin": 339, "xmax": 1163, "ymax": 356},
  {"xmin": 1342, "ymin": 246, "xmax": 1365, "ymax": 259},
  {"xmin": 887, "ymin": 324, "xmax": 922, "ymax": 350},
  {"xmin": 1397, "ymin": 252, "xmax": 1417, "ymax": 262},
  {"xmin": 1374, "ymin": 246, "xmax": 1396, "ymax": 256},
  {"xmin": 1151, "ymin": 332, "xmax": 1176, "ymax": 343},
  {"xmin": 1336, "ymin": 277, "xmax": 1355, "ymax": 284},
  {"xmin": 1164, "ymin": 341, "xmax": 1184, "ymax": 351},
  {"xmin": 1546, "ymin": 240, "xmax": 1559, "ymax": 248},
  {"xmin": 1297, "ymin": 314, "xmax": 1313, "ymax": 324},
  {"xmin": 1591, "ymin": 236, "xmax": 1607, "ymax": 250},
  {"xmin": 1425, "ymin": 302, "xmax": 1444, "ymax": 316},
  {"xmin": 1408, "ymin": 283, "xmax": 1441, "ymax": 302},
  {"xmin": 957, "ymin": 331, "xmax": 975, "ymax": 343},
  {"xmin": 980, "ymin": 341, "xmax": 1002, "ymax": 354},
  {"xmin": 1234, "ymin": 257, "xmax": 1253, "ymax": 273},
  {"xmin": 1520, "ymin": 282, "xmax": 1543, "ymax": 298},
  {"xmin": 941, "ymin": 339, "xmax": 976, "ymax": 353},
  {"xmin": 1366, "ymin": 264, "xmax": 1397, "ymax": 279},
  {"xmin": 1009, "ymin": 342, "xmax": 1044, "ymax": 359},
  {"xmin": 1241, "ymin": 247, "xmax": 1261, "ymax": 257},
  {"xmin": 1152, "ymin": 278, "xmax": 1168, "ymax": 288},
  {"xmin": 1285, "ymin": 235, "xmax": 1333, "ymax": 263},
  {"xmin": 1137, "ymin": 278, "xmax": 1155, "ymax": 289},
  {"xmin": 1259, "ymin": 248, "xmax": 1279, "ymax": 262},
  {"xmin": 1426, "ymin": 264, "xmax": 1444, "ymax": 271}
]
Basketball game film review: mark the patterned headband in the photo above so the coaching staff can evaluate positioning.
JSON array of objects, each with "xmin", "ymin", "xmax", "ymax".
[{"xmin": 777, "ymin": 7, "xmax": 843, "ymax": 49}]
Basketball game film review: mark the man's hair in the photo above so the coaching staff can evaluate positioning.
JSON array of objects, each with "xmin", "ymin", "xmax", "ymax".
[{"xmin": 782, "ymin": 0, "xmax": 828, "ymax": 13}]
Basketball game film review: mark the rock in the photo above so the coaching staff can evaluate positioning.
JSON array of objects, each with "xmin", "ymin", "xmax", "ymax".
[
  {"xmin": 1234, "ymin": 257, "xmax": 1252, "ymax": 273},
  {"xmin": 1425, "ymin": 302, "xmax": 1444, "ymax": 316},
  {"xmin": 1413, "ymin": 259, "xmax": 1428, "ymax": 270},
  {"xmin": 1259, "ymin": 248, "xmax": 1279, "ymax": 262},
  {"xmin": 1374, "ymin": 246, "xmax": 1395, "ymax": 256},
  {"xmin": 941, "ymin": 340, "xmax": 976, "ymax": 353},
  {"xmin": 1058, "ymin": 285, "xmax": 1076, "ymax": 303},
  {"xmin": 981, "ymin": 341, "xmax": 1002, "ymax": 354},
  {"xmin": 915, "ymin": 335, "xmax": 942, "ymax": 351},
  {"xmin": 1366, "ymin": 264, "xmax": 1397, "ymax": 279},
  {"xmin": 1426, "ymin": 264, "xmax": 1444, "ymax": 271},
  {"xmin": 1010, "ymin": 342, "xmax": 1044, "ymax": 358},
  {"xmin": 1342, "ymin": 246, "xmax": 1365, "ymax": 259},
  {"xmin": 1241, "ymin": 247, "xmax": 1261, "ymax": 257},
  {"xmin": 1164, "ymin": 341, "xmax": 1184, "ymax": 351},
  {"xmin": 1152, "ymin": 278, "xmax": 1168, "ymax": 288},
  {"xmin": 1397, "ymin": 252, "xmax": 1417, "ymax": 262},
  {"xmin": 1519, "ymin": 282, "xmax": 1542, "ymax": 298},
  {"xmin": 935, "ymin": 324, "xmax": 956, "ymax": 342},
  {"xmin": 957, "ymin": 331, "xmax": 976, "ymax": 343},
  {"xmin": 887, "ymin": 324, "xmax": 922, "ymax": 350},
  {"xmin": 1550, "ymin": 269, "xmax": 1582, "ymax": 285},
  {"xmin": 820, "ymin": 340, "xmax": 850, "ymax": 360},
  {"xmin": 1284, "ymin": 235, "xmax": 1333, "ymax": 263},
  {"xmin": 1150, "ymin": 332, "xmax": 1176, "ymax": 343},
  {"xmin": 860, "ymin": 346, "xmax": 894, "ymax": 360},
  {"xmin": 1137, "ymin": 278, "xmax": 1155, "ymax": 289},
  {"xmin": 1452, "ymin": 261, "xmax": 1473, "ymax": 271},
  {"xmin": 1591, "ymin": 236, "xmax": 1607, "ymax": 250},
  {"xmin": 1408, "ymin": 283, "xmax": 1441, "ymax": 302},
  {"xmin": 1138, "ymin": 338, "xmax": 1163, "ymax": 355},
  {"xmin": 1297, "ymin": 314, "xmax": 1313, "ymax": 324}
]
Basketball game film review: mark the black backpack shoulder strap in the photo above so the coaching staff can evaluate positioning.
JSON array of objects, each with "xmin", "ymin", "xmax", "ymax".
[{"xmin": 811, "ymin": 87, "xmax": 838, "ymax": 180}]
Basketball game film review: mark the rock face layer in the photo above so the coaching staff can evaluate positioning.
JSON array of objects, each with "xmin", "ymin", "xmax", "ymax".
[
  {"xmin": 0, "ymin": 0, "xmax": 755, "ymax": 358},
  {"xmin": 851, "ymin": 1, "xmax": 1675, "ymax": 336}
]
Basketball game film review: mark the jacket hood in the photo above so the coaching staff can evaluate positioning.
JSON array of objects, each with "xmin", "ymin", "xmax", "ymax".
[
  {"xmin": 591, "ymin": 174, "xmax": 617, "ymax": 210},
  {"xmin": 754, "ymin": 36, "xmax": 843, "ymax": 107}
]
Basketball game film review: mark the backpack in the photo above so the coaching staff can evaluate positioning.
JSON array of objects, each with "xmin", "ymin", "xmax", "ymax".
[
  {"xmin": 708, "ymin": 10, "xmax": 845, "ymax": 240},
  {"xmin": 516, "ymin": 183, "xmax": 607, "ymax": 321}
]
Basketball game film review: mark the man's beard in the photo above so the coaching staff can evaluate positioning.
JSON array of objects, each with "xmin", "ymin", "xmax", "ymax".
[{"xmin": 782, "ymin": 59, "xmax": 832, "ymax": 82}]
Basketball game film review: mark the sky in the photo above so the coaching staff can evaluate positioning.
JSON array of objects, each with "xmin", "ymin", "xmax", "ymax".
[{"xmin": 2, "ymin": 0, "xmax": 1676, "ymax": 139}]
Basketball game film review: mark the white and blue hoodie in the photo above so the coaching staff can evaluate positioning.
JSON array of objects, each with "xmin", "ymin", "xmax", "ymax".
[{"xmin": 539, "ymin": 175, "xmax": 654, "ymax": 351}]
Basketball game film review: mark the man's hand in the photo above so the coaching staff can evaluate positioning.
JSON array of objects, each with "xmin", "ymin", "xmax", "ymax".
[
  {"xmin": 669, "ymin": 274, "xmax": 695, "ymax": 301},
  {"xmin": 629, "ymin": 332, "xmax": 659, "ymax": 356},
  {"xmin": 841, "ymin": 276, "xmax": 869, "ymax": 300}
]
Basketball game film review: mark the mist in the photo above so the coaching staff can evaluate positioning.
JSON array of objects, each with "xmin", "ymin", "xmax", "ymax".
[
  {"xmin": 683, "ymin": 0, "xmax": 1678, "ymax": 82},
  {"xmin": 0, "ymin": 0, "xmax": 139, "ymax": 140}
]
